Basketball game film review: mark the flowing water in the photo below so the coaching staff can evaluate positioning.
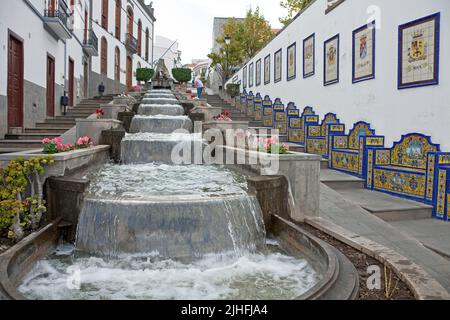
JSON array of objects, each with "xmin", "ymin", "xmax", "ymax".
[{"xmin": 18, "ymin": 90, "xmax": 322, "ymax": 300}]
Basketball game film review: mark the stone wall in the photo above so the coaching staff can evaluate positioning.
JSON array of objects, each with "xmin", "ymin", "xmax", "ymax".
[
  {"xmin": 89, "ymin": 71, "xmax": 126, "ymax": 97},
  {"xmin": 0, "ymin": 95, "xmax": 6, "ymax": 139}
]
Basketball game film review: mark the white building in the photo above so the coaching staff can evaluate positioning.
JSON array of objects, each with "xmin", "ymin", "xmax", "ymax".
[
  {"xmin": 227, "ymin": 0, "xmax": 450, "ymax": 150},
  {"xmin": 153, "ymin": 35, "xmax": 181, "ymax": 78},
  {"xmin": 0, "ymin": 0, "xmax": 156, "ymax": 139}
]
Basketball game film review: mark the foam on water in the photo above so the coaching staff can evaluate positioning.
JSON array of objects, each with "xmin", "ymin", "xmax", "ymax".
[
  {"xmin": 122, "ymin": 132, "xmax": 203, "ymax": 142},
  {"xmin": 18, "ymin": 245, "xmax": 321, "ymax": 300},
  {"xmin": 84, "ymin": 163, "xmax": 248, "ymax": 200}
]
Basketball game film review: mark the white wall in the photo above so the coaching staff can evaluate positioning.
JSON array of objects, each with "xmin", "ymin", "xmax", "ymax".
[
  {"xmin": 91, "ymin": 0, "xmax": 154, "ymax": 85},
  {"xmin": 227, "ymin": 0, "xmax": 450, "ymax": 150},
  {"xmin": 154, "ymin": 35, "xmax": 179, "ymax": 76}
]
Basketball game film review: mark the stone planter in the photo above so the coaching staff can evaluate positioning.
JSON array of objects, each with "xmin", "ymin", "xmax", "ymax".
[
  {"xmin": 76, "ymin": 118, "xmax": 123, "ymax": 145},
  {"xmin": 113, "ymin": 96, "xmax": 136, "ymax": 107},
  {"xmin": 100, "ymin": 104, "xmax": 128, "ymax": 120},
  {"xmin": 190, "ymin": 106, "xmax": 222, "ymax": 122},
  {"xmin": 0, "ymin": 145, "xmax": 111, "ymax": 180},
  {"xmin": 203, "ymin": 121, "xmax": 249, "ymax": 131},
  {"xmin": 222, "ymin": 146, "xmax": 321, "ymax": 222}
]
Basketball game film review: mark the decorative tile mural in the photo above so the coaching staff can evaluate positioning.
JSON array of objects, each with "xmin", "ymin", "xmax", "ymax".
[
  {"xmin": 303, "ymin": 33, "xmax": 315, "ymax": 78},
  {"xmin": 274, "ymin": 49, "xmax": 282, "ymax": 83},
  {"xmin": 390, "ymin": 134, "xmax": 438, "ymax": 169},
  {"xmin": 262, "ymin": 95, "xmax": 273, "ymax": 127},
  {"xmin": 264, "ymin": 54, "xmax": 271, "ymax": 85},
  {"xmin": 307, "ymin": 139, "xmax": 327, "ymax": 155},
  {"xmin": 247, "ymin": 91, "xmax": 254, "ymax": 118},
  {"xmin": 332, "ymin": 151, "xmax": 360, "ymax": 173},
  {"xmin": 287, "ymin": 42, "xmax": 296, "ymax": 81},
  {"xmin": 254, "ymin": 93, "xmax": 263, "ymax": 121},
  {"xmin": 256, "ymin": 59, "xmax": 262, "ymax": 87},
  {"xmin": 324, "ymin": 34, "xmax": 339, "ymax": 86},
  {"xmin": 373, "ymin": 169, "xmax": 426, "ymax": 199},
  {"xmin": 348, "ymin": 122, "xmax": 374, "ymax": 150},
  {"xmin": 353, "ymin": 21, "xmax": 376, "ymax": 83},
  {"xmin": 273, "ymin": 98, "xmax": 286, "ymax": 134},
  {"xmin": 436, "ymin": 169, "xmax": 447, "ymax": 218},
  {"xmin": 398, "ymin": 13, "xmax": 440, "ymax": 89}
]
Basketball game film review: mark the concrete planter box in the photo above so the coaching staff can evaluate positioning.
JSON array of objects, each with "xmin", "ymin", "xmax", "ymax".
[
  {"xmin": 203, "ymin": 121, "xmax": 249, "ymax": 131},
  {"xmin": 100, "ymin": 104, "xmax": 128, "ymax": 120},
  {"xmin": 76, "ymin": 118, "xmax": 123, "ymax": 145},
  {"xmin": 0, "ymin": 145, "xmax": 110, "ymax": 180},
  {"xmin": 190, "ymin": 106, "xmax": 222, "ymax": 122},
  {"xmin": 223, "ymin": 146, "xmax": 321, "ymax": 222},
  {"xmin": 113, "ymin": 96, "xmax": 136, "ymax": 107}
]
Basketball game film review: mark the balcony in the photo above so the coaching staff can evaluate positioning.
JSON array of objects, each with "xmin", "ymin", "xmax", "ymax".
[
  {"xmin": 43, "ymin": 1, "xmax": 72, "ymax": 40},
  {"xmin": 125, "ymin": 33, "xmax": 138, "ymax": 54},
  {"xmin": 83, "ymin": 30, "xmax": 98, "ymax": 57}
]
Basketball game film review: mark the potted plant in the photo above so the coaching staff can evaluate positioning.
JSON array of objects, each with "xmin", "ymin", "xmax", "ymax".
[
  {"xmin": 136, "ymin": 68, "xmax": 155, "ymax": 84},
  {"xmin": 226, "ymin": 84, "xmax": 240, "ymax": 98},
  {"xmin": 172, "ymin": 68, "xmax": 192, "ymax": 85}
]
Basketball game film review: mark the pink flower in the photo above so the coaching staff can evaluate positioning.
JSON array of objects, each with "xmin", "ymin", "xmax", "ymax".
[
  {"xmin": 271, "ymin": 135, "xmax": 279, "ymax": 144},
  {"xmin": 53, "ymin": 137, "xmax": 62, "ymax": 144},
  {"xmin": 42, "ymin": 138, "xmax": 51, "ymax": 144}
]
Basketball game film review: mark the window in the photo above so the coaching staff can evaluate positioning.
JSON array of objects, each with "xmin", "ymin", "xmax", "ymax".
[
  {"xmin": 102, "ymin": 0, "xmax": 108, "ymax": 30},
  {"xmin": 127, "ymin": 8, "xmax": 134, "ymax": 35},
  {"xmin": 137, "ymin": 20, "xmax": 142, "ymax": 56},
  {"xmin": 101, "ymin": 37, "xmax": 108, "ymax": 75},
  {"xmin": 115, "ymin": 47, "xmax": 120, "ymax": 81},
  {"xmin": 145, "ymin": 28, "xmax": 150, "ymax": 62},
  {"xmin": 115, "ymin": 0, "xmax": 121, "ymax": 40}
]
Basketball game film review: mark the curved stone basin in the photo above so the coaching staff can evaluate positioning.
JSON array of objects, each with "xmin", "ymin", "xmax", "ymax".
[
  {"xmin": 121, "ymin": 133, "xmax": 205, "ymax": 164},
  {"xmin": 144, "ymin": 94, "xmax": 176, "ymax": 99},
  {"xmin": 142, "ymin": 98, "xmax": 179, "ymax": 105},
  {"xmin": 138, "ymin": 104, "xmax": 185, "ymax": 116},
  {"xmin": 130, "ymin": 115, "xmax": 193, "ymax": 133}
]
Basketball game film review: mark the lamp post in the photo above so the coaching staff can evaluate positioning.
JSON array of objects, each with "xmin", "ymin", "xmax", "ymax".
[{"xmin": 224, "ymin": 35, "xmax": 231, "ymax": 91}]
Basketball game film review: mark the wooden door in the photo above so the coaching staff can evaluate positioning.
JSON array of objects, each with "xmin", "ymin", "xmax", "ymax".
[
  {"xmin": 68, "ymin": 58, "xmax": 75, "ymax": 107},
  {"xmin": 46, "ymin": 55, "xmax": 55, "ymax": 117},
  {"xmin": 84, "ymin": 10, "xmax": 88, "ymax": 43},
  {"xmin": 126, "ymin": 56, "xmax": 132, "ymax": 91},
  {"xmin": 84, "ymin": 62, "xmax": 89, "ymax": 98},
  {"xmin": 7, "ymin": 33, "xmax": 24, "ymax": 128},
  {"xmin": 48, "ymin": 0, "xmax": 56, "ymax": 15}
]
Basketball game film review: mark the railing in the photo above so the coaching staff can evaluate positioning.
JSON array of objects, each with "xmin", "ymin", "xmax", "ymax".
[
  {"xmin": 83, "ymin": 29, "xmax": 98, "ymax": 51},
  {"xmin": 44, "ymin": 0, "xmax": 70, "ymax": 25},
  {"xmin": 125, "ymin": 33, "xmax": 138, "ymax": 53}
]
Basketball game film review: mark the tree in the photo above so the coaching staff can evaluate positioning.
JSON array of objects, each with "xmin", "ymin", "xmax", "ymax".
[
  {"xmin": 279, "ymin": 0, "xmax": 313, "ymax": 27},
  {"xmin": 239, "ymin": 7, "xmax": 274, "ymax": 58},
  {"xmin": 208, "ymin": 18, "xmax": 245, "ymax": 85},
  {"xmin": 208, "ymin": 7, "xmax": 273, "ymax": 84}
]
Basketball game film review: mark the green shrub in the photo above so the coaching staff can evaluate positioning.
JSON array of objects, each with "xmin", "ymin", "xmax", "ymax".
[
  {"xmin": 172, "ymin": 68, "xmax": 192, "ymax": 83},
  {"xmin": 136, "ymin": 68, "xmax": 155, "ymax": 82},
  {"xmin": 0, "ymin": 156, "xmax": 54, "ymax": 241},
  {"xmin": 226, "ymin": 83, "xmax": 240, "ymax": 97}
]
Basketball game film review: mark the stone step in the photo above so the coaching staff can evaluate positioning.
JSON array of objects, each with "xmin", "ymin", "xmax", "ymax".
[
  {"xmin": 337, "ymin": 189, "xmax": 433, "ymax": 222},
  {"xmin": 42, "ymin": 119, "xmax": 76, "ymax": 125},
  {"xmin": 0, "ymin": 147, "xmax": 35, "ymax": 154},
  {"xmin": 25, "ymin": 128, "xmax": 68, "ymax": 134},
  {"xmin": 36, "ymin": 122, "xmax": 74, "ymax": 129},
  {"xmin": 0, "ymin": 140, "xmax": 43, "ymax": 148},
  {"xmin": 320, "ymin": 169, "xmax": 365, "ymax": 190},
  {"xmin": 321, "ymin": 159, "xmax": 328, "ymax": 169},
  {"xmin": 5, "ymin": 132, "xmax": 60, "ymax": 141}
]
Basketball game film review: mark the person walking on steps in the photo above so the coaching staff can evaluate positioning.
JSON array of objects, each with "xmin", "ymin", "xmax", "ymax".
[{"xmin": 194, "ymin": 77, "xmax": 204, "ymax": 99}]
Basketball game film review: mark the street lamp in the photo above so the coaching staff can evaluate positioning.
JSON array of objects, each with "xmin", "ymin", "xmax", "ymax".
[{"xmin": 223, "ymin": 35, "xmax": 231, "ymax": 90}]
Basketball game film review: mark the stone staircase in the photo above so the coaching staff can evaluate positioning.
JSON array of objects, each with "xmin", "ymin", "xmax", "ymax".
[
  {"xmin": 0, "ymin": 95, "xmax": 115, "ymax": 153},
  {"xmin": 320, "ymin": 169, "xmax": 433, "ymax": 222},
  {"xmin": 205, "ymin": 94, "xmax": 328, "ymax": 168}
]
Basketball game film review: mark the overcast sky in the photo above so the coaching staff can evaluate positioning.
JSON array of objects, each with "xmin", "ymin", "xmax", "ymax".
[{"xmin": 148, "ymin": 0, "xmax": 286, "ymax": 64}]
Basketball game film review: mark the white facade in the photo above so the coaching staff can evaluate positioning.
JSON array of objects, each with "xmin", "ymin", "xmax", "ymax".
[
  {"xmin": 0, "ymin": 0, "xmax": 156, "ymax": 139},
  {"xmin": 153, "ymin": 36, "xmax": 180, "ymax": 77},
  {"xmin": 91, "ymin": 0, "xmax": 155, "ymax": 92},
  {"xmin": 227, "ymin": 0, "xmax": 450, "ymax": 150}
]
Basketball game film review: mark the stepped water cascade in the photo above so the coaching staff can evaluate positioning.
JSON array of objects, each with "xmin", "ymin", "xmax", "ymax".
[{"xmin": 18, "ymin": 89, "xmax": 322, "ymax": 300}]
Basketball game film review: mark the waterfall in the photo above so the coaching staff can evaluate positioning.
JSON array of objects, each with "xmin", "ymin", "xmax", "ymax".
[{"xmin": 75, "ymin": 90, "xmax": 267, "ymax": 260}]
